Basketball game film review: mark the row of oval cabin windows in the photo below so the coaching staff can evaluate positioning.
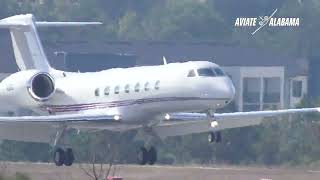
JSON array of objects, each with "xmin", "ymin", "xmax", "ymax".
[{"xmin": 95, "ymin": 80, "xmax": 161, "ymax": 97}]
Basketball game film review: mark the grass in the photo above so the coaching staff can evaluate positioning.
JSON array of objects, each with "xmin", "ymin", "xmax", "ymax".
[{"xmin": 0, "ymin": 172, "xmax": 30, "ymax": 180}]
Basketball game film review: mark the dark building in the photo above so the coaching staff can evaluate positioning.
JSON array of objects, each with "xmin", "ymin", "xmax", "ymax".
[
  {"xmin": 308, "ymin": 56, "xmax": 320, "ymax": 98},
  {"xmin": 55, "ymin": 52, "xmax": 136, "ymax": 72}
]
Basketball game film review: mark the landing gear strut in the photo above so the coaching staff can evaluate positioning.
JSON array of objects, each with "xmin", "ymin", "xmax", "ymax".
[
  {"xmin": 53, "ymin": 147, "xmax": 74, "ymax": 166},
  {"xmin": 208, "ymin": 132, "xmax": 222, "ymax": 143},
  {"xmin": 138, "ymin": 146, "xmax": 157, "ymax": 165}
]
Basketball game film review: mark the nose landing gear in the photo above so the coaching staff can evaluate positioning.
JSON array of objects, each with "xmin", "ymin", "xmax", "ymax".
[{"xmin": 138, "ymin": 146, "xmax": 157, "ymax": 165}]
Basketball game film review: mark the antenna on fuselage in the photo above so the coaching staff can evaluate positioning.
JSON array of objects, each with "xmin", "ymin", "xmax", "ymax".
[{"xmin": 163, "ymin": 56, "xmax": 168, "ymax": 65}]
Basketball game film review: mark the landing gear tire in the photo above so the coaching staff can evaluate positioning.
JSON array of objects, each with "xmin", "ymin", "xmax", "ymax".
[
  {"xmin": 208, "ymin": 132, "xmax": 216, "ymax": 143},
  {"xmin": 64, "ymin": 148, "xmax": 75, "ymax": 166},
  {"xmin": 138, "ymin": 147, "xmax": 148, "ymax": 165},
  {"xmin": 53, "ymin": 147, "xmax": 75, "ymax": 166},
  {"xmin": 54, "ymin": 148, "xmax": 65, "ymax": 167},
  {"xmin": 148, "ymin": 147, "xmax": 157, "ymax": 165},
  {"xmin": 208, "ymin": 132, "xmax": 222, "ymax": 143},
  {"xmin": 138, "ymin": 146, "xmax": 158, "ymax": 165}
]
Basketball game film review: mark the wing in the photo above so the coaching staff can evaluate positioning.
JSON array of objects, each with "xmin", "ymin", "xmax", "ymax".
[
  {"xmin": 153, "ymin": 107, "xmax": 320, "ymax": 138},
  {"xmin": 0, "ymin": 113, "xmax": 120, "ymax": 143}
]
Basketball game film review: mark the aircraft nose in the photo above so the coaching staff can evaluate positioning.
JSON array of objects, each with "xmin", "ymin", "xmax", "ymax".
[
  {"xmin": 229, "ymin": 80, "xmax": 236, "ymax": 100},
  {"xmin": 220, "ymin": 77, "xmax": 235, "ymax": 100}
]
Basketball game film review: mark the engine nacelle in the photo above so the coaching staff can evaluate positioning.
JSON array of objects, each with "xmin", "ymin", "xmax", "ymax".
[
  {"xmin": 27, "ymin": 72, "xmax": 55, "ymax": 101},
  {"xmin": 0, "ymin": 70, "xmax": 56, "ymax": 105}
]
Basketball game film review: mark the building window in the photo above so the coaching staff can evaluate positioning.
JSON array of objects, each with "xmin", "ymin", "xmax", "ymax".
[
  {"xmin": 94, "ymin": 88, "xmax": 100, "ymax": 97},
  {"xmin": 243, "ymin": 78, "xmax": 260, "ymax": 103},
  {"xmin": 145, "ymin": 82, "xmax": 150, "ymax": 91},
  {"xmin": 263, "ymin": 77, "xmax": 280, "ymax": 103},
  {"xmin": 114, "ymin": 86, "xmax": 120, "ymax": 94},
  {"xmin": 125, "ymin": 84, "xmax": 130, "ymax": 93},
  {"xmin": 187, "ymin": 70, "xmax": 196, "ymax": 77},
  {"xmin": 104, "ymin": 87, "xmax": 110, "ymax": 96},
  {"xmin": 134, "ymin": 83, "xmax": 140, "ymax": 92},
  {"xmin": 292, "ymin": 80, "xmax": 302, "ymax": 98},
  {"xmin": 155, "ymin": 80, "xmax": 160, "ymax": 90},
  {"xmin": 243, "ymin": 104, "xmax": 261, "ymax": 112}
]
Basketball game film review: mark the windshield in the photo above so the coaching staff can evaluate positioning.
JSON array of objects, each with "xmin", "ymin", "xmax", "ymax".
[
  {"xmin": 213, "ymin": 68, "xmax": 225, "ymax": 76},
  {"xmin": 197, "ymin": 68, "xmax": 216, "ymax": 77}
]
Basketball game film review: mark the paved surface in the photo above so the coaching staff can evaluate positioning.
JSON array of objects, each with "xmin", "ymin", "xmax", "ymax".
[{"xmin": 2, "ymin": 162, "xmax": 320, "ymax": 180}]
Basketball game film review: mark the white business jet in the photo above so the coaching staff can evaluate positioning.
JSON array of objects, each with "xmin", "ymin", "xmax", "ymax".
[{"xmin": 0, "ymin": 14, "xmax": 318, "ymax": 167}]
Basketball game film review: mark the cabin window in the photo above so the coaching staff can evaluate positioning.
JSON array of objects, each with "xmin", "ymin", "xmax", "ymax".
[
  {"xmin": 104, "ymin": 87, "xmax": 110, "ymax": 96},
  {"xmin": 125, "ymin": 84, "xmax": 130, "ymax": 93},
  {"xmin": 114, "ymin": 86, "xmax": 120, "ymax": 94},
  {"xmin": 197, "ymin": 68, "xmax": 216, "ymax": 77},
  {"xmin": 134, "ymin": 83, "xmax": 140, "ymax": 92},
  {"xmin": 94, "ymin": 88, "xmax": 100, "ymax": 97},
  {"xmin": 155, "ymin": 80, "xmax": 160, "ymax": 90},
  {"xmin": 187, "ymin": 70, "xmax": 196, "ymax": 77},
  {"xmin": 213, "ymin": 68, "xmax": 225, "ymax": 76},
  {"xmin": 144, "ymin": 82, "xmax": 150, "ymax": 91}
]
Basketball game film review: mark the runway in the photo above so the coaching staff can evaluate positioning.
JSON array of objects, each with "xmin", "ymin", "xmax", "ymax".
[{"xmin": 2, "ymin": 162, "xmax": 320, "ymax": 180}]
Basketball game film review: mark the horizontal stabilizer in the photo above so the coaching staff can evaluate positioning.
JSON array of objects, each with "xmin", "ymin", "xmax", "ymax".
[
  {"xmin": 0, "ymin": 22, "xmax": 102, "ymax": 28},
  {"xmin": 0, "ymin": 22, "xmax": 27, "ymax": 28},
  {"xmin": 35, "ymin": 21, "xmax": 103, "ymax": 27}
]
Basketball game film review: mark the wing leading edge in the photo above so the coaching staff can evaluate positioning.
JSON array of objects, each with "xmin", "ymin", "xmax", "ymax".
[{"xmin": 153, "ymin": 107, "xmax": 320, "ymax": 138}]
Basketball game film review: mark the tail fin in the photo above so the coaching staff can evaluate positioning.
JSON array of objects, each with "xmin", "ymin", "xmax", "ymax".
[{"xmin": 0, "ymin": 14, "xmax": 102, "ymax": 72}]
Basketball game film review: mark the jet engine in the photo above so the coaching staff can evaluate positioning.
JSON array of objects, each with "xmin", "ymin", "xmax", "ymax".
[{"xmin": 27, "ymin": 72, "xmax": 55, "ymax": 101}]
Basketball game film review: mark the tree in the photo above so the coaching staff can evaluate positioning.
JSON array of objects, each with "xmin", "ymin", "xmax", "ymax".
[{"xmin": 141, "ymin": 0, "xmax": 231, "ymax": 41}]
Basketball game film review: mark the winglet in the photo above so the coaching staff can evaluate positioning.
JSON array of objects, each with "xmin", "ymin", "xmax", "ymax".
[{"xmin": 163, "ymin": 56, "xmax": 168, "ymax": 65}]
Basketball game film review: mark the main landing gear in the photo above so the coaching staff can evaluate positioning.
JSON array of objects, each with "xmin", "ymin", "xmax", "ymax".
[
  {"xmin": 52, "ymin": 126, "xmax": 75, "ymax": 167},
  {"xmin": 53, "ymin": 147, "xmax": 75, "ymax": 166},
  {"xmin": 208, "ymin": 131, "xmax": 222, "ymax": 143},
  {"xmin": 138, "ymin": 146, "xmax": 157, "ymax": 165}
]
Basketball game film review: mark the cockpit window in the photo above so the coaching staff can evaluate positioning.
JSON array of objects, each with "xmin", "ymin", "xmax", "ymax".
[
  {"xmin": 187, "ymin": 70, "xmax": 196, "ymax": 77},
  {"xmin": 197, "ymin": 68, "xmax": 216, "ymax": 77},
  {"xmin": 213, "ymin": 68, "xmax": 225, "ymax": 76}
]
